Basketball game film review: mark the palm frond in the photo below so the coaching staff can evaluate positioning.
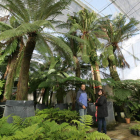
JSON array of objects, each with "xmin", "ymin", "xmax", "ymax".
[
  {"xmin": 0, "ymin": 39, "xmax": 18, "ymax": 64},
  {"xmin": 0, "ymin": 20, "xmax": 54, "ymax": 41},
  {"xmin": 0, "ymin": 21, "xmax": 12, "ymax": 32},
  {"xmin": 42, "ymin": 33, "xmax": 76, "ymax": 67},
  {"xmin": 35, "ymin": 33, "xmax": 53, "ymax": 59}
]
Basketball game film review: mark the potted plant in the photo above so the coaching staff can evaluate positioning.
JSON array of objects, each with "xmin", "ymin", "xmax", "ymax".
[
  {"xmin": 125, "ymin": 116, "xmax": 131, "ymax": 124},
  {"xmin": 129, "ymin": 124, "xmax": 140, "ymax": 136},
  {"xmin": 124, "ymin": 107, "xmax": 133, "ymax": 124},
  {"xmin": 137, "ymin": 125, "xmax": 140, "ymax": 136},
  {"xmin": 133, "ymin": 125, "xmax": 138, "ymax": 136},
  {"xmin": 129, "ymin": 126, "xmax": 134, "ymax": 135}
]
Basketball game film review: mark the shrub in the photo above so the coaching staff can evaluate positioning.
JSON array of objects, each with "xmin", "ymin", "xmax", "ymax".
[{"xmin": 0, "ymin": 109, "xmax": 111, "ymax": 140}]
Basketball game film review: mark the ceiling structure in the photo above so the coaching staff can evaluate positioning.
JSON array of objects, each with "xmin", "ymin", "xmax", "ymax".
[{"xmin": 110, "ymin": 0, "xmax": 140, "ymax": 31}]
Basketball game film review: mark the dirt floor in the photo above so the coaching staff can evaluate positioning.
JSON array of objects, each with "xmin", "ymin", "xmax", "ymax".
[{"xmin": 91, "ymin": 121, "xmax": 140, "ymax": 140}]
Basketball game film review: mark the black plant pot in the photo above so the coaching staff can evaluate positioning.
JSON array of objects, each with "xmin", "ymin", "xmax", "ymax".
[
  {"xmin": 87, "ymin": 103, "xmax": 96, "ymax": 123},
  {"xmin": 137, "ymin": 130, "xmax": 140, "ymax": 136},
  {"xmin": 134, "ymin": 129, "xmax": 138, "ymax": 136},
  {"xmin": 54, "ymin": 103, "xmax": 68, "ymax": 110},
  {"xmin": 3, "ymin": 100, "xmax": 35, "ymax": 123},
  {"xmin": 36, "ymin": 104, "xmax": 47, "ymax": 110},
  {"xmin": 131, "ymin": 129, "xmax": 134, "ymax": 135}
]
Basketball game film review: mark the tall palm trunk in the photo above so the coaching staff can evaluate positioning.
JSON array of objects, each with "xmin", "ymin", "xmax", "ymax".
[
  {"xmin": 75, "ymin": 59, "xmax": 80, "ymax": 78},
  {"xmin": 3, "ymin": 57, "xmax": 11, "ymax": 80},
  {"xmin": 94, "ymin": 63, "xmax": 102, "ymax": 88},
  {"xmin": 91, "ymin": 64, "xmax": 102, "ymax": 100},
  {"xmin": 16, "ymin": 33, "xmax": 36, "ymax": 100},
  {"xmin": 74, "ymin": 56, "xmax": 80, "ymax": 77},
  {"xmin": 4, "ymin": 47, "xmax": 19, "ymax": 99},
  {"xmin": 75, "ymin": 67, "xmax": 80, "ymax": 78},
  {"xmin": 91, "ymin": 65, "xmax": 95, "ymax": 93},
  {"xmin": 4, "ymin": 38, "xmax": 24, "ymax": 100}
]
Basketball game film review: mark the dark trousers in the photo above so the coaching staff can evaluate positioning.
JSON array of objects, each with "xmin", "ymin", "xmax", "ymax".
[{"xmin": 97, "ymin": 117, "xmax": 106, "ymax": 134}]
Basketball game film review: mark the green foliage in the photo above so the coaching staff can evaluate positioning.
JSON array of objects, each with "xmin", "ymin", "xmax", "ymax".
[
  {"xmin": 0, "ymin": 80, "xmax": 4, "ymax": 95},
  {"xmin": 68, "ymin": 9, "xmax": 105, "ymax": 66},
  {"xmin": 0, "ymin": 21, "xmax": 12, "ymax": 32},
  {"xmin": 10, "ymin": 16, "xmax": 21, "ymax": 28},
  {"xmin": 113, "ymin": 88, "xmax": 131, "ymax": 101},
  {"xmin": 36, "ymin": 108, "xmax": 79, "ymax": 124},
  {"xmin": 0, "ymin": 39, "xmax": 18, "ymax": 64},
  {"xmin": 101, "ymin": 45, "xmax": 115, "ymax": 68},
  {"xmin": 0, "ymin": 116, "xmax": 18, "ymax": 136},
  {"xmin": 38, "ymin": 76, "xmax": 100, "ymax": 103},
  {"xmin": 0, "ymin": 0, "xmax": 75, "ymax": 101},
  {"xmin": 0, "ymin": 109, "xmax": 111, "ymax": 140},
  {"xmin": 39, "ymin": 76, "xmax": 101, "ymax": 88},
  {"xmin": 104, "ymin": 79, "xmax": 140, "ymax": 118},
  {"xmin": 0, "ymin": 20, "xmax": 54, "ymax": 41},
  {"xmin": 129, "ymin": 122, "xmax": 140, "ymax": 131},
  {"xmin": 87, "ymin": 131, "xmax": 111, "ymax": 140}
]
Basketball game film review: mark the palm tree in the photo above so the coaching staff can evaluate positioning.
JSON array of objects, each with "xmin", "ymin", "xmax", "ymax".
[
  {"xmin": 100, "ymin": 13, "xmax": 139, "ymax": 81},
  {"xmin": 0, "ymin": 0, "xmax": 73, "ymax": 100},
  {"xmin": 68, "ymin": 9, "xmax": 106, "ymax": 89}
]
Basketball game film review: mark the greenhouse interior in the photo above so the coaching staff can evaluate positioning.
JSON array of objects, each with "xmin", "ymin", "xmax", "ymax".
[{"xmin": 0, "ymin": 0, "xmax": 140, "ymax": 140}]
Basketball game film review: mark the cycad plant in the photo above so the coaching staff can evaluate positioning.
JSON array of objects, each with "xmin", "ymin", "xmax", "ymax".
[
  {"xmin": 68, "ymin": 9, "xmax": 106, "ymax": 90},
  {"xmin": 56, "ymin": 14, "xmax": 87, "ymax": 78},
  {"xmin": 100, "ymin": 13, "xmax": 139, "ymax": 81},
  {"xmin": 0, "ymin": 0, "xmax": 73, "ymax": 100}
]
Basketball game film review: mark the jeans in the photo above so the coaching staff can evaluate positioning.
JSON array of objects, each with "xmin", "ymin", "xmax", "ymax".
[
  {"xmin": 79, "ymin": 108, "xmax": 87, "ymax": 116},
  {"xmin": 97, "ymin": 117, "xmax": 107, "ymax": 134},
  {"xmin": 79, "ymin": 108, "xmax": 87, "ymax": 123}
]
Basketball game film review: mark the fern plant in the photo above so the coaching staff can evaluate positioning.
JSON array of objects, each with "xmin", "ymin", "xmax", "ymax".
[
  {"xmin": 104, "ymin": 79, "xmax": 140, "ymax": 118},
  {"xmin": 0, "ymin": 80, "xmax": 4, "ymax": 95},
  {"xmin": 36, "ymin": 108, "xmax": 79, "ymax": 124},
  {"xmin": 0, "ymin": 113, "xmax": 111, "ymax": 140}
]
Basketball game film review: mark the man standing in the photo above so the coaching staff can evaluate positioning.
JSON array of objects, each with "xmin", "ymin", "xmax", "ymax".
[{"xmin": 76, "ymin": 84, "xmax": 91, "ymax": 116}]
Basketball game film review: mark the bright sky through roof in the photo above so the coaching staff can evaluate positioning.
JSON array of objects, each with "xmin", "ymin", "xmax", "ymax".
[{"xmin": 80, "ymin": 0, "xmax": 120, "ymax": 16}]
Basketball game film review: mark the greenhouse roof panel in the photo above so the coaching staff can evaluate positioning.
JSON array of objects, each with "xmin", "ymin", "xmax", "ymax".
[{"xmin": 110, "ymin": 0, "xmax": 140, "ymax": 30}]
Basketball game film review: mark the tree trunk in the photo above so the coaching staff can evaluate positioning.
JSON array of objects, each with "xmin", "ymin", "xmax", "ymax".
[
  {"xmin": 94, "ymin": 63, "xmax": 102, "ymax": 89},
  {"xmin": 3, "ymin": 57, "xmax": 11, "ymax": 80},
  {"xmin": 108, "ymin": 60, "xmax": 120, "ymax": 81},
  {"xmin": 3, "ymin": 38, "xmax": 24, "ymax": 100},
  {"xmin": 74, "ymin": 56, "xmax": 80, "ymax": 78},
  {"xmin": 33, "ymin": 90, "xmax": 37, "ymax": 103},
  {"xmin": 4, "ymin": 49, "xmax": 19, "ymax": 100},
  {"xmin": 16, "ymin": 33, "xmax": 36, "ymax": 100},
  {"xmin": 42, "ymin": 88, "xmax": 49, "ymax": 106},
  {"xmin": 75, "ymin": 66, "xmax": 80, "ymax": 78},
  {"xmin": 50, "ymin": 91, "xmax": 53, "ymax": 106},
  {"xmin": 91, "ymin": 63, "xmax": 102, "ymax": 100},
  {"xmin": 91, "ymin": 65, "xmax": 95, "ymax": 93}
]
